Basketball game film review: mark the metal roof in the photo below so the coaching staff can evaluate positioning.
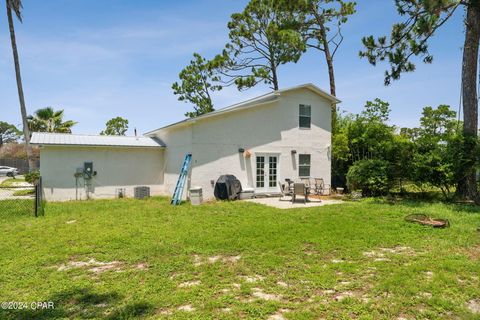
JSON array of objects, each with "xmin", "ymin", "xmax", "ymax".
[
  {"xmin": 30, "ymin": 132, "xmax": 165, "ymax": 148},
  {"xmin": 145, "ymin": 83, "xmax": 340, "ymax": 135}
]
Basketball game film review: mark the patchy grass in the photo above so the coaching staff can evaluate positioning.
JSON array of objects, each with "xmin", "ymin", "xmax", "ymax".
[
  {"xmin": 0, "ymin": 197, "xmax": 479, "ymax": 319},
  {"xmin": 0, "ymin": 178, "xmax": 26, "ymax": 187},
  {"xmin": 12, "ymin": 188, "xmax": 35, "ymax": 196}
]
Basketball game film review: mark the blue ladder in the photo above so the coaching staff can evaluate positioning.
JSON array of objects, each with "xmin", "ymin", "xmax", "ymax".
[{"xmin": 171, "ymin": 154, "xmax": 192, "ymax": 205}]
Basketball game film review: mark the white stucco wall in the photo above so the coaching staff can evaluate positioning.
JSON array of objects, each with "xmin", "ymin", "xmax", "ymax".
[
  {"xmin": 39, "ymin": 146, "xmax": 164, "ymax": 201},
  {"xmin": 154, "ymin": 87, "xmax": 332, "ymax": 200}
]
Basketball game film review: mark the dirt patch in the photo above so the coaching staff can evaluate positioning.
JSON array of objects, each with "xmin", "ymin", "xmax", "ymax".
[
  {"xmin": 240, "ymin": 275, "xmax": 265, "ymax": 283},
  {"xmin": 223, "ymin": 255, "xmax": 241, "ymax": 263},
  {"xmin": 135, "ymin": 262, "xmax": 148, "ymax": 270},
  {"xmin": 178, "ymin": 304, "xmax": 195, "ymax": 312},
  {"xmin": 467, "ymin": 299, "xmax": 480, "ymax": 314},
  {"xmin": 374, "ymin": 257, "xmax": 391, "ymax": 262},
  {"xmin": 333, "ymin": 291, "xmax": 355, "ymax": 301},
  {"xmin": 303, "ymin": 243, "xmax": 319, "ymax": 256},
  {"xmin": 193, "ymin": 254, "xmax": 241, "ymax": 266},
  {"xmin": 319, "ymin": 289, "xmax": 335, "ymax": 296},
  {"xmin": 330, "ymin": 259, "xmax": 347, "ymax": 263},
  {"xmin": 89, "ymin": 262, "xmax": 122, "ymax": 274},
  {"xmin": 56, "ymin": 258, "xmax": 146, "ymax": 274},
  {"xmin": 379, "ymin": 246, "xmax": 413, "ymax": 254},
  {"xmin": 208, "ymin": 256, "xmax": 221, "ymax": 263},
  {"xmin": 193, "ymin": 255, "xmax": 203, "ymax": 266},
  {"xmin": 268, "ymin": 308, "xmax": 290, "ymax": 320},
  {"xmin": 178, "ymin": 280, "xmax": 201, "ymax": 288},
  {"xmin": 157, "ymin": 309, "xmax": 173, "ymax": 315},
  {"xmin": 276, "ymin": 281, "xmax": 288, "ymax": 287},
  {"xmin": 463, "ymin": 245, "xmax": 480, "ymax": 260},
  {"xmin": 334, "ymin": 281, "xmax": 352, "ymax": 291},
  {"xmin": 252, "ymin": 288, "xmax": 282, "ymax": 301},
  {"xmin": 57, "ymin": 258, "xmax": 122, "ymax": 273},
  {"xmin": 416, "ymin": 292, "xmax": 432, "ymax": 299},
  {"xmin": 363, "ymin": 246, "xmax": 414, "ymax": 262}
]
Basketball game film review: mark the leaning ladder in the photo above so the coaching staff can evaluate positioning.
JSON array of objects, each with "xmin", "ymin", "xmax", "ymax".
[{"xmin": 171, "ymin": 154, "xmax": 192, "ymax": 205}]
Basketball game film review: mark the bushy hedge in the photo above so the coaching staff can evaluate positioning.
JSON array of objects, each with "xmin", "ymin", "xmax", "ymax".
[{"xmin": 346, "ymin": 159, "xmax": 390, "ymax": 196}]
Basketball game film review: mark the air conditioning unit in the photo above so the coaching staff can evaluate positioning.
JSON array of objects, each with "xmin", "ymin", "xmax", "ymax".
[{"xmin": 134, "ymin": 186, "xmax": 150, "ymax": 199}]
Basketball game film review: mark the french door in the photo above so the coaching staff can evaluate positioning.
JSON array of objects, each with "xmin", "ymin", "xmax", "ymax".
[{"xmin": 255, "ymin": 154, "xmax": 279, "ymax": 193}]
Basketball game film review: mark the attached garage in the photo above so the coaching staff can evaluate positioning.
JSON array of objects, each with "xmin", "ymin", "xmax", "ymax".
[{"xmin": 31, "ymin": 133, "xmax": 165, "ymax": 201}]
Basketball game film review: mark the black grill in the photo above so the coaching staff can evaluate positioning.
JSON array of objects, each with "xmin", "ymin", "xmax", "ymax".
[{"xmin": 214, "ymin": 175, "xmax": 242, "ymax": 200}]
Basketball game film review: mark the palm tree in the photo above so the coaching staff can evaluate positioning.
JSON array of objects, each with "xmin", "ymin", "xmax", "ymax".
[
  {"xmin": 6, "ymin": 0, "xmax": 35, "ymax": 170},
  {"xmin": 28, "ymin": 107, "xmax": 77, "ymax": 133}
]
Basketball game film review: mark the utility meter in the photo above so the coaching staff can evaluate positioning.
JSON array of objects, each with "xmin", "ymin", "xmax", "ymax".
[{"xmin": 84, "ymin": 162, "xmax": 93, "ymax": 179}]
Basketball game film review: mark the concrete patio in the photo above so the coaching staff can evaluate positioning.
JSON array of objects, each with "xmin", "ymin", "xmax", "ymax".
[{"xmin": 245, "ymin": 196, "xmax": 344, "ymax": 209}]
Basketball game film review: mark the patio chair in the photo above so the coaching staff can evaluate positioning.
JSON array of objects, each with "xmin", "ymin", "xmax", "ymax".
[
  {"xmin": 314, "ymin": 178, "xmax": 331, "ymax": 196},
  {"xmin": 285, "ymin": 178, "xmax": 293, "ymax": 189},
  {"xmin": 300, "ymin": 178, "xmax": 311, "ymax": 187},
  {"xmin": 279, "ymin": 181, "xmax": 292, "ymax": 199},
  {"xmin": 292, "ymin": 183, "xmax": 307, "ymax": 204}
]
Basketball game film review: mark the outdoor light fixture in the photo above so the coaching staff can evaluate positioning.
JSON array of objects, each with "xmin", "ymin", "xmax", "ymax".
[
  {"xmin": 238, "ymin": 148, "xmax": 245, "ymax": 153},
  {"xmin": 291, "ymin": 150, "xmax": 297, "ymax": 154}
]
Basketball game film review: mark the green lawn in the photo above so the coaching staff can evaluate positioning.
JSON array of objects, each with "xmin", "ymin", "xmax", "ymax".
[{"xmin": 0, "ymin": 198, "xmax": 479, "ymax": 319}]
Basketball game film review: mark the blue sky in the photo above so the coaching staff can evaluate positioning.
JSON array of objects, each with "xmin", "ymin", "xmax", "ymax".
[{"xmin": 0, "ymin": 0, "xmax": 465, "ymax": 135}]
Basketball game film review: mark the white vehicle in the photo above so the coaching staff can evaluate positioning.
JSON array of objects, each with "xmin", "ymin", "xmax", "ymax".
[{"xmin": 0, "ymin": 166, "xmax": 19, "ymax": 177}]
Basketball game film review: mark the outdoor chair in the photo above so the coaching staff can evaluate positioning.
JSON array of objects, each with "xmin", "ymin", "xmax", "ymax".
[
  {"xmin": 300, "ymin": 178, "xmax": 311, "ymax": 187},
  {"xmin": 314, "ymin": 178, "xmax": 331, "ymax": 196},
  {"xmin": 292, "ymin": 183, "xmax": 307, "ymax": 204},
  {"xmin": 285, "ymin": 178, "xmax": 293, "ymax": 189},
  {"xmin": 279, "ymin": 181, "xmax": 292, "ymax": 199}
]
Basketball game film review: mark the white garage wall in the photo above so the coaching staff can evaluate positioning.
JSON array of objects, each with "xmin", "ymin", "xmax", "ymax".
[{"xmin": 40, "ymin": 146, "xmax": 164, "ymax": 201}]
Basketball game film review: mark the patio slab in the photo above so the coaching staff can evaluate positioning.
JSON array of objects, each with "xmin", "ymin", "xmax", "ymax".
[{"xmin": 245, "ymin": 196, "xmax": 344, "ymax": 209}]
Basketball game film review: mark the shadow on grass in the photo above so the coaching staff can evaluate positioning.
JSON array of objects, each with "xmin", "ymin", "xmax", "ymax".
[{"xmin": 0, "ymin": 287, "xmax": 154, "ymax": 320}]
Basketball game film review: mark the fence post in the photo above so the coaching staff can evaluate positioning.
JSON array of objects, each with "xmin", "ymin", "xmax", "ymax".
[{"xmin": 34, "ymin": 176, "xmax": 43, "ymax": 217}]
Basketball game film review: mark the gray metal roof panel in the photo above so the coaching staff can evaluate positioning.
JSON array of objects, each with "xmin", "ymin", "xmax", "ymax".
[{"xmin": 30, "ymin": 132, "xmax": 165, "ymax": 148}]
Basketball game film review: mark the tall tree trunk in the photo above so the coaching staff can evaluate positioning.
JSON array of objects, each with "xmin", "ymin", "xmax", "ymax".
[
  {"xmin": 319, "ymin": 20, "xmax": 337, "ymax": 133},
  {"xmin": 271, "ymin": 67, "xmax": 279, "ymax": 90},
  {"xmin": 6, "ymin": 3, "xmax": 35, "ymax": 170},
  {"xmin": 457, "ymin": 1, "xmax": 480, "ymax": 201},
  {"xmin": 270, "ymin": 59, "xmax": 279, "ymax": 91},
  {"xmin": 319, "ymin": 22, "xmax": 336, "ymax": 98},
  {"xmin": 311, "ymin": 4, "xmax": 337, "ymax": 131}
]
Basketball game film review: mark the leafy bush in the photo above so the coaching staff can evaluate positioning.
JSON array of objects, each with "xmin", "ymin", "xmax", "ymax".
[
  {"xmin": 24, "ymin": 170, "xmax": 40, "ymax": 185},
  {"xmin": 346, "ymin": 159, "xmax": 390, "ymax": 196}
]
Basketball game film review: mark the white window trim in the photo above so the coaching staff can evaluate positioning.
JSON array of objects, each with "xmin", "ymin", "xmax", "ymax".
[
  {"xmin": 298, "ymin": 154, "xmax": 311, "ymax": 177},
  {"xmin": 299, "ymin": 104, "xmax": 311, "ymax": 129}
]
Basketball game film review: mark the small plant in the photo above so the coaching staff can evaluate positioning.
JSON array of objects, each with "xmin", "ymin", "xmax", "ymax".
[{"xmin": 24, "ymin": 170, "xmax": 40, "ymax": 185}]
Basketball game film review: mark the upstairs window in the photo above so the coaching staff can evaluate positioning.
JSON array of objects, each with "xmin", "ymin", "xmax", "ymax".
[
  {"xmin": 299, "ymin": 104, "xmax": 311, "ymax": 129},
  {"xmin": 299, "ymin": 154, "xmax": 311, "ymax": 177}
]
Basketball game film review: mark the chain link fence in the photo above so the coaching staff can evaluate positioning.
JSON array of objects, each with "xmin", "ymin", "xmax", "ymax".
[{"xmin": 0, "ymin": 177, "xmax": 44, "ymax": 217}]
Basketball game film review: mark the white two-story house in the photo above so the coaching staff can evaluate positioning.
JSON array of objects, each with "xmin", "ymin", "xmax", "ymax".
[{"xmin": 31, "ymin": 83, "xmax": 339, "ymax": 201}]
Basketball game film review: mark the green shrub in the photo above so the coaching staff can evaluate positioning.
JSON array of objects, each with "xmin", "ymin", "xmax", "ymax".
[
  {"xmin": 346, "ymin": 159, "xmax": 390, "ymax": 196},
  {"xmin": 24, "ymin": 170, "xmax": 40, "ymax": 185}
]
